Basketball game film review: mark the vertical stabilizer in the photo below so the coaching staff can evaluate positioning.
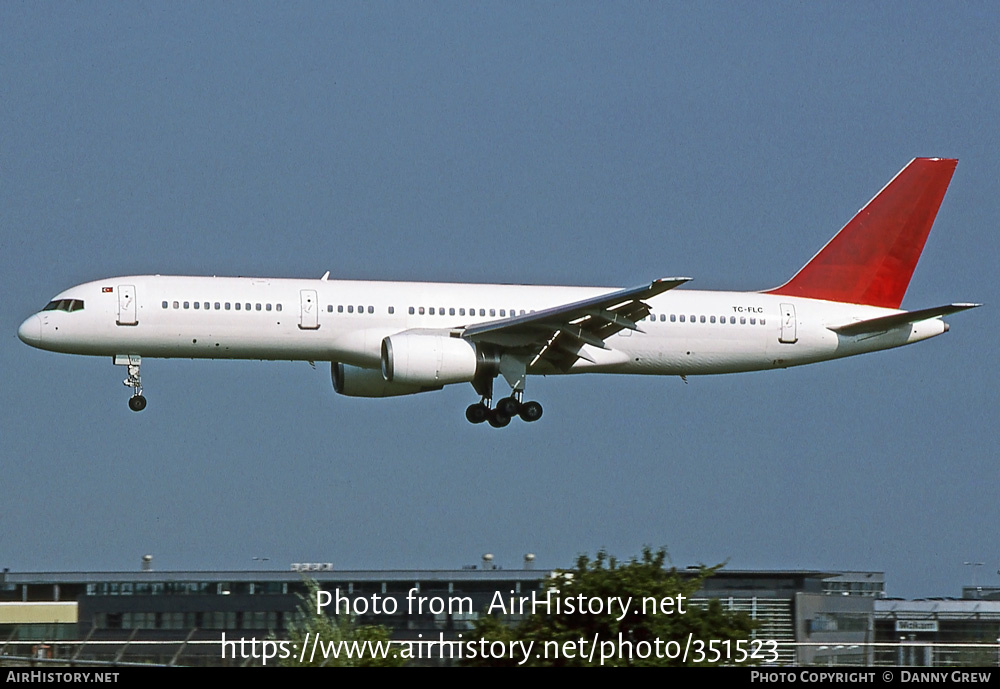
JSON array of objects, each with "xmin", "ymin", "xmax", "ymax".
[{"xmin": 765, "ymin": 158, "xmax": 957, "ymax": 308}]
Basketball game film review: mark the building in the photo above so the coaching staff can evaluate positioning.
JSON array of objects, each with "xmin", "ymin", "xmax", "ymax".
[{"xmin": 3, "ymin": 564, "xmax": 996, "ymax": 667}]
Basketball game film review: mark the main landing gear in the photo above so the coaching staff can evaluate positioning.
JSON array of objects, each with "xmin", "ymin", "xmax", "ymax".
[
  {"xmin": 465, "ymin": 390, "xmax": 543, "ymax": 428},
  {"xmin": 466, "ymin": 357, "xmax": 542, "ymax": 427},
  {"xmin": 115, "ymin": 355, "xmax": 146, "ymax": 412}
]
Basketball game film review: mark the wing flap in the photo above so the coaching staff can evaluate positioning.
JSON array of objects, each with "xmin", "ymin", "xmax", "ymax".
[
  {"xmin": 462, "ymin": 277, "xmax": 689, "ymax": 341},
  {"xmin": 463, "ymin": 277, "xmax": 690, "ymax": 371}
]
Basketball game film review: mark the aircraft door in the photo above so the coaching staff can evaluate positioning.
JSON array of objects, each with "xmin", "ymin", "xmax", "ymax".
[
  {"xmin": 779, "ymin": 303, "xmax": 797, "ymax": 343},
  {"xmin": 299, "ymin": 289, "xmax": 320, "ymax": 330},
  {"xmin": 117, "ymin": 285, "xmax": 138, "ymax": 326}
]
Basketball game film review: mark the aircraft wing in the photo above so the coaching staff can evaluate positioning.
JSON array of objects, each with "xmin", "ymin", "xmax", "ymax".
[
  {"xmin": 462, "ymin": 277, "xmax": 690, "ymax": 370},
  {"xmin": 828, "ymin": 303, "xmax": 981, "ymax": 336}
]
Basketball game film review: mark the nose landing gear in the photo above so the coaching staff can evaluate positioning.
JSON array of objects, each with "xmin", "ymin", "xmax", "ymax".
[{"xmin": 115, "ymin": 354, "xmax": 146, "ymax": 412}]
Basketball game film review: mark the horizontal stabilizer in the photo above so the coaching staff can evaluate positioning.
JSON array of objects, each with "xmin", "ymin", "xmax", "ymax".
[{"xmin": 829, "ymin": 303, "xmax": 981, "ymax": 336}]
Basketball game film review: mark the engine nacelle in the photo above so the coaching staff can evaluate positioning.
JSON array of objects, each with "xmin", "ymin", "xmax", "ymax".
[
  {"xmin": 381, "ymin": 332, "xmax": 492, "ymax": 386},
  {"xmin": 331, "ymin": 362, "xmax": 440, "ymax": 398}
]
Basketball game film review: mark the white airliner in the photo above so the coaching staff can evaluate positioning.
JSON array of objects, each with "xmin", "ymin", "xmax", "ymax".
[{"xmin": 18, "ymin": 158, "xmax": 978, "ymax": 426}]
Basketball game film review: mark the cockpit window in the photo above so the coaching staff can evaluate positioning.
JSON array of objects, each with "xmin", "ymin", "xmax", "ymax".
[{"xmin": 41, "ymin": 299, "xmax": 85, "ymax": 312}]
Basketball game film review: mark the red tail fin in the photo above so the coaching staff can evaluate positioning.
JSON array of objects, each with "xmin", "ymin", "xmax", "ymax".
[{"xmin": 765, "ymin": 158, "xmax": 957, "ymax": 308}]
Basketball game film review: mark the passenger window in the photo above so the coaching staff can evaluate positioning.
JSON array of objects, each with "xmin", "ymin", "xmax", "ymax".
[
  {"xmin": 245, "ymin": 303, "xmax": 251, "ymax": 311},
  {"xmin": 194, "ymin": 302, "xmax": 200, "ymax": 309},
  {"xmin": 409, "ymin": 307, "xmax": 415, "ymax": 315},
  {"xmin": 760, "ymin": 318, "xmax": 765, "ymax": 325},
  {"xmin": 479, "ymin": 309, "xmax": 485, "ymax": 316},
  {"xmin": 174, "ymin": 301, "xmax": 180, "ymax": 309},
  {"xmin": 670, "ymin": 314, "xmax": 676, "ymax": 322},
  {"xmin": 327, "ymin": 305, "xmax": 333, "ymax": 312},
  {"xmin": 235, "ymin": 303, "xmax": 241, "ymax": 310},
  {"xmin": 689, "ymin": 314, "xmax": 695, "ymax": 322},
  {"xmin": 267, "ymin": 304, "xmax": 272, "ymax": 312},
  {"xmin": 489, "ymin": 309, "xmax": 496, "ymax": 317},
  {"xmin": 500, "ymin": 309, "xmax": 505, "ymax": 317},
  {"xmin": 276, "ymin": 304, "xmax": 282, "ymax": 312},
  {"xmin": 338, "ymin": 305, "xmax": 344, "ymax": 313},
  {"xmin": 203, "ymin": 302, "xmax": 209, "ymax": 310},
  {"xmin": 740, "ymin": 317, "xmax": 746, "ymax": 324},
  {"xmin": 459, "ymin": 308, "xmax": 466, "ymax": 316},
  {"xmin": 225, "ymin": 303, "xmax": 231, "ymax": 310},
  {"xmin": 367, "ymin": 306, "xmax": 373, "ymax": 314},
  {"xmin": 215, "ymin": 302, "xmax": 220, "ymax": 310},
  {"xmin": 184, "ymin": 302, "xmax": 190, "ymax": 309},
  {"xmin": 357, "ymin": 305, "xmax": 363, "ymax": 313},
  {"xmin": 750, "ymin": 317, "xmax": 756, "ymax": 325},
  {"xmin": 419, "ymin": 307, "xmax": 425, "ymax": 315},
  {"xmin": 730, "ymin": 316, "xmax": 736, "ymax": 324},
  {"xmin": 450, "ymin": 308, "xmax": 456, "ymax": 316},
  {"xmin": 162, "ymin": 301, "xmax": 168, "ymax": 309},
  {"xmin": 388, "ymin": 306, "xmax": 394, "ymax": 314},
  {"xmin": 348, "ymin": 305, "xmax": 354, "ymax": 313},
  {"xmin": 429, "ymin": 307, "xmax": 435, "ymax": 315},
  {"xmin": 700, "ymin": 315, "xmax": 706, "ymax": 323},
  {"xmin": 679, "ymin": 315, "xmax": 685, "ymax": 322},
  {"xmin": 710, "ymin": 315, "xmax": 716, "ymax": 323},
  {"xmin": 256, "ymin": 303, "xmax": 261, "ymax": 311}
]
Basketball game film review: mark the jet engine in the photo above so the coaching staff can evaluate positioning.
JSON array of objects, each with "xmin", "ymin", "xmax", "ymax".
[
  {"xmin": 381, "ymin": 332, "xmax": 498, "ymax": 386},
  {"xmin": 331, "ymin": 362, "xmax": 439, "ymax": 398}
]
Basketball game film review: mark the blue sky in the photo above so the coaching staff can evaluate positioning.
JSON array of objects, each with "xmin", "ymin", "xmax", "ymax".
[{"xmin": 1, "ymin": 3, "xmax": 996, "ymax": 598}]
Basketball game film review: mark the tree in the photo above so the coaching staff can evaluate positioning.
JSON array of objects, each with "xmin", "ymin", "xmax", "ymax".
[
  {"xmin": 464, "ymin": 547, "xmax": 757, "ymax": 667},
  {"xmin": 278, "ymin": 579, "xmax": 405, "ymax": 667}
]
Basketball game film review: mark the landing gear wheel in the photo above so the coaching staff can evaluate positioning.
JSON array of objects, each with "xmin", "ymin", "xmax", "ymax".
[
  {"xmin": 518, "ymin": 400, "xmax": 543, "ymax": 422},
  {"xmin": 487, "ymin": 410, "xmax": 511, "ymax": 428},
  {"xmin": 128, "ymin": 395, "xmax": 147, "ymax": 412},
  {"xmin": 496, "ymin": 396, "xmax": 520, "ymax": 418},
  {"xmin": 465, "ymin": 403, "xmax": 489, "ymax": 424}
]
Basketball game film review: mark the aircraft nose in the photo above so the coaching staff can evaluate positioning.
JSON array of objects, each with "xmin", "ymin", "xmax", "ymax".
[{"xmin": 17, "ymin": 314, "xmax": 42, "ymax": 347}]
